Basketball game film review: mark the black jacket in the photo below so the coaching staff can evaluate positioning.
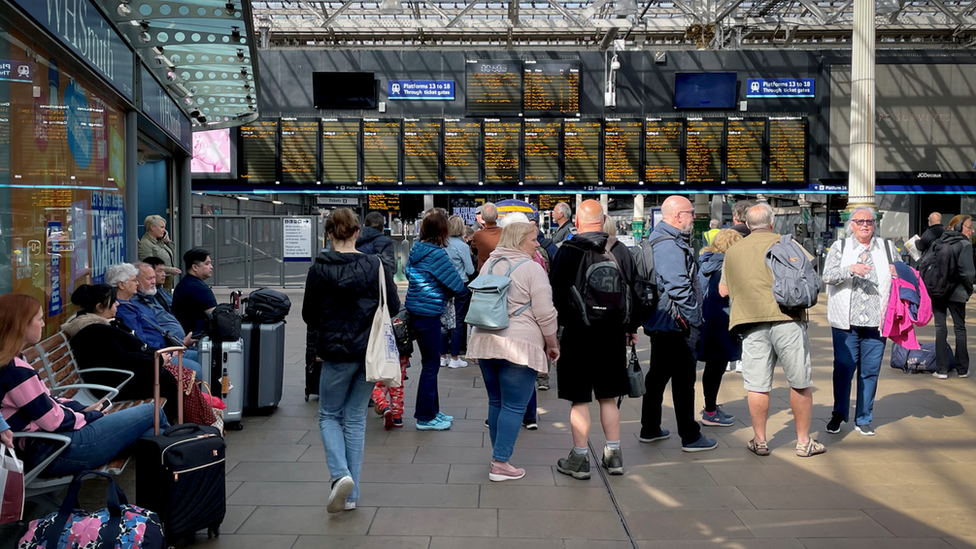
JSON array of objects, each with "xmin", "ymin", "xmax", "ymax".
[
  {"xmin": 918, "ymin": 224, "xmax": 945, "ymax": 253},
  {"xmin": 939, "ymin": 230, "xmax": 976, "ymax": 303},
  {"xmin": 550, "ymin": 231, "xmax": 641, "ymax": 333},
  {"xmin": 303, "ymin": 251, "xmax": 400, "ymax": 362},
  {"xmin": 731, "ymin": 223, "xmax": 751, "ymax": 237},
  {"xmin": 356, "ymin": 227, "xmax": 397, "ymax": 276}
]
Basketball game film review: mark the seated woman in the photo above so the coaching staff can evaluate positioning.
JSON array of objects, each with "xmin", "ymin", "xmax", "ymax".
[
  {"xmin": 0, "ymin": 293, "xmax": 169, "ymax": 478},
  {"xmin": 61, "ymin": 284, "xmax": 200, "ymax": 424}
]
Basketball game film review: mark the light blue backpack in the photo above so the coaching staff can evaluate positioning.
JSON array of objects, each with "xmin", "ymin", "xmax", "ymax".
[{"xmin": 465, "ymin": 257, "xmax": 533, "ymax": 330}]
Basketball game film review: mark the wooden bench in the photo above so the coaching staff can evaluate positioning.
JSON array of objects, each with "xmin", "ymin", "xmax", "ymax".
[{"xmin": 17, "ymin": 332, "xmax": 157, "ymax": 497}]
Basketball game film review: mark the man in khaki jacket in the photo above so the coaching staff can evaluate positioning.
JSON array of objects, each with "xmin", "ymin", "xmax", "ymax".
[{"xmin": 720, "ymin": 203, "xmax": 825, "ymax": 459}]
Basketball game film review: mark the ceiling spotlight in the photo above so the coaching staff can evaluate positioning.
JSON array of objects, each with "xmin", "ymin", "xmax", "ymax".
[
  {"xmin": 240, "ymin": 68, "xmax": 248, "ymax": 77},
  {"xmin": 225, "ymin": 2, "xmax": 235, "ymax": 10},
  {"xmin": 117, "ymin": 1, "xmax": 132, "ymax": 17},
  {"xmin": 197, "ymin": 115, "xmax": 207, "ymax": 124},
  {"xmin": 231, "ymin": 26, "xmax": 241, "ymax": 41},
  {"xmin": 236, "ymin": 48, "xmax": 245, "ymax": 61},
  {"xmin": 138, "ymin": 22, "xmax": 151, "ymax": 43},
  {"xmin": 166, "ymin": 71, "xmax": 177, "ymax": 82},
  {"xmin": 378, "ymin": 0, "xmax": 405, "ymax": 14},
  {"xmin": 190, "ymin": 109, "xmax": 201, "ymax": 118}
]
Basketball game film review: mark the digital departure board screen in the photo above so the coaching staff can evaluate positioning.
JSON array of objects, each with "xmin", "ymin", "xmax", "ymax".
[
  {"xmin": 685, "ymin": 118, "xmax": 724, "ymax": 183},
  {"xmin": 466, "ymin": 60, "xmax": 522, "ymax": 116},
  {"xmin": 280, "ymin": 118, "xmax": 317, "ymax": 184},
  {"xmin": 368, "ymin": 193, "xmax": 401, "ymax": 213},
  {"xmin": 523, "ymin": 60, "xmax": 581, "ymax": 116},
  {"xmin": 539, "ymin": 194, "xmax": 572, "ymax": 211},
  {"xmin": 603, "ymin": 118, "xmax": 641, "ymax": 184},
  {"xmin": 563, "ymin": 119, "xmax": 600, "ymax": 184},
  {"xmin": 444, "ymin": 118, "xmax": 481, "ymax": 184},
  {"xmin": 240, "ymin": 119, "xmax": 277, "ymax": 183},
  {"xmin": 523, "ymin": 119, "xmax": 560, "ymax": 185},
  {"xmin": 726, "ymin": 118, "xmax": 764, "ymax": 183},
  {"xmin": 321, "ymin": 118, "xmax": 359, "ymax": 185},
  {"xmin": 769, "ymin": 117, "xmax": 807, "ymax": 183},
  {"xmin": 644, "ymin": 118, "xmax": 682, "ymax": 184},
  {"xmin": 484, "ymin": 119, "xmax": 521, "ymax": 185},
  {"xmin": 403, "ymin": 118, "xmax": 441, "ymax": 185},
  {"xmin": 363, "ymin": 118, "xmax": 400, "ymax": 184}
]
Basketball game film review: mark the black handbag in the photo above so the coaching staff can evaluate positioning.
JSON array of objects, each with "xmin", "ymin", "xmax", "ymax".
[{"xmin": 626, "ymin": 344, "xmax": 646, "ymax": 398}]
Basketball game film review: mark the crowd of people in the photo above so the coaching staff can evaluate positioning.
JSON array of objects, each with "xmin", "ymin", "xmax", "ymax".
[{"xmin": 1, "ymin": 201, "xmax": 971, "ymax": 519}]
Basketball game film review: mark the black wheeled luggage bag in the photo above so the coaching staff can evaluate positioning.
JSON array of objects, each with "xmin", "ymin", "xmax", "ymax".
[
  {"xmin": 241, "ymin": 321, "xmax": 285, "ymax": 411},
  {"xmin": 136, "ymin": 348, "xmax": 226, "ymax": 540}
]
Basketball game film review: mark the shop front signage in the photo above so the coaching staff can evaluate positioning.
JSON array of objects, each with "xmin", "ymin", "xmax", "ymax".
[
  {"xmin": 141, "ymin": 65, "xmax": 192, "ymax": 152},
  {"xmin": 316, "ymin": 197, "xmax": 360, "ymax": 206},
  {"xmin": 11, "ymin": 0, "xmax": 135, "ymax": 102}
]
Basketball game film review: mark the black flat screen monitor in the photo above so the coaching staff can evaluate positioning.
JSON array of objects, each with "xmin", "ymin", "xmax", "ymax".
[
  {"xmin": 674, "ymin": 72, "xmax": 737, "ymax": 109},
  {"xmin": 313, "ymin": 72, "xmax": 377, "ymax": 109}
]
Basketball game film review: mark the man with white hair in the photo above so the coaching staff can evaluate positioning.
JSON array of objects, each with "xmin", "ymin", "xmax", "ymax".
[
  {"xmin": 472, "ymin": 202, "xmax": 502, "ymax": 271},
  {"xmin": 719, "ymin": 203, "xmax": 825, "ymax": 458},
  {"xmin": 551, "ymin": 202, "xmax": 577, "ymax": 247},
  {"xmin": 138, "ymin": 215, "xmax": 181, "ymax": 289}
]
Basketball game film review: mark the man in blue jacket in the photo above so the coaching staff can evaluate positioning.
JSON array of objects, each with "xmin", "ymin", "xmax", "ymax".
[{"xmin": 640, "ymin": 195, "xmax": 717, "ymax": 453}]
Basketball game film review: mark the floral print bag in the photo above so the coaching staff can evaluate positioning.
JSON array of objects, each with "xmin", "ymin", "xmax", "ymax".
[{"xmin": 19, "ymin": 471, "xmax": 165, "ymax": 549}]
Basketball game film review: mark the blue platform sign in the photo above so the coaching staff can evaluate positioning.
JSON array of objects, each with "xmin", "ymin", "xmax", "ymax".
[
  {"xmin": 388, "ymin": 80, "xmax": 455, "ymax": 101},
  {"xmin": 747, "ymin": 78, "xmax": 815, "ymax": 98},
  {"xmin": 10, "ymin": 0, "xmax": 135, "ymax": 102},
  {"xmin": 141, "ymin": 65, "xmax": 192, "ymax": 152}
]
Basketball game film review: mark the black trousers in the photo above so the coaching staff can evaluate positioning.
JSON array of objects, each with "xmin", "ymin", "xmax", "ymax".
[
  {"xmin": 934, "ymin": 300, "xmax": 969, "ymax": 375},
  {"xmin": 702, "ymin": 358, "xmax": 727, "ymax": 412},
  {"xmin": 642, "ymin": 329, "xmax": 702, "ymax": 445}
]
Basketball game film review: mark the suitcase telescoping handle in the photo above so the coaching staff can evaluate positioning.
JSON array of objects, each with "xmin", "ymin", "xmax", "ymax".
[{"xmin": 154, "ymin": 346, "xmax": 188, "ymax": 436}]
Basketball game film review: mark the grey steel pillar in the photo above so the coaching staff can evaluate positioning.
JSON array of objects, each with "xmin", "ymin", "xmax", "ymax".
[
  {"xmin": 423, "ymin": 194, "xmax": 434, "ymax": 212},
  {"xmin": 179, "ymin": 154, "xmax": 193, "ymax": 260},
  {"xmin": 125, "ymin": 110, "xmax": 139, "ymax": 262},
  {"xmin": 848, "ymin": 0, "xmax": 877, "ymax": 209}
]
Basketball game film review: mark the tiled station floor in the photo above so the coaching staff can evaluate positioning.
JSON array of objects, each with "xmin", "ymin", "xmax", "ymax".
[{"xmin": 4, "ymin": 288, "xmax": 976, "ymax": 549}]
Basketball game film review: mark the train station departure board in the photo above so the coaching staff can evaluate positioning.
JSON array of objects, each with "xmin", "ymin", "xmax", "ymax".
[
  {"xmin": 280, "ymin": 118, "xmax": 317, "ymax": 184},
  {"xmin": 685, "ymin": 118, "xmax": 724, "ymax": 183},
  {"xmin": 644, "ymin": 118, "xmax": 682, "ymax": 184},
  {"xmin": 368, "ymin": 193, "xmax": 401, "ymax": 212},
  {"xmin": 321, "ymin": 118, "xmax": 359, "ymax": 184},
  {"xmin": 563, "ymin": 119, "xmax": 600, "ymax": 184},
  {"xmin": 363, "ymin": 118, "xmax": 401, "ymax": 184},
  {"xmin": 444, "ymin": 118, "xmax": 482, "ymax": 184},
  {"xmin": 466, "ymin": 60, "xmax": 522, "ymax": 116},
  {"xmin": 403, "ymin": 118, "xmax": 441, "ymax": 185},
  {"xmin": 603, "ymin": 119, "xmax": 641, "ymax": 184},
  {"xmin": 539, "ymin": 195, "xmax": 572, "ymax": 211},
  {"xmin": 240, "ymin": 119, "xmax": 277, "ymax": 183},
  {"xmin": 523, "ymin": 60, "xmax": 581, "ymax": 116},
  {"xmin": 769, "ymin": 117, "xmax": 807, "ymax": 183},
  {"xmin": 484, "ymin": 119, "xmax": 521, "ymax": 185},
  {"xmin": 726, "ymin": 118, "xmax": 764, "ymax": 183},
  {"xmin": 523, "ymin": 119, "xmax": 560, "ymax": 184}
]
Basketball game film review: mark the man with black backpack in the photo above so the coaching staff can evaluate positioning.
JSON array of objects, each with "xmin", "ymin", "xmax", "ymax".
[
  {"xmin": 923, "ymin": 215, "xmax": 975, "ymax": 379},
  {"xmin": 639, "ymin": 195, "xmax": 717, "ymax": 453},
  {"xmin": 550, "ymin": 200, "xmax": 641, "ymax": 479}
]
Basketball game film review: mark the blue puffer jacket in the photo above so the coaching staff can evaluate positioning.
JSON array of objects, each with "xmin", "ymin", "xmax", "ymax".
[{"xmin": 405, "ymin": 241, "xmax": 466, "ymax": 317}]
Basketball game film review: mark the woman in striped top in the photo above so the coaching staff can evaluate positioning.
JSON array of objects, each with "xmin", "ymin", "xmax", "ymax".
[{"xmin": 0, "ymin": 293, "xmax": 168, "ymax": 477}]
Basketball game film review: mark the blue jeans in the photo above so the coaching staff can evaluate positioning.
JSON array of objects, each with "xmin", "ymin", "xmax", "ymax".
[
  {"xmin": 831, "ymin": 326, "xmax": 886, "ymax": 426},
  {"xmin": 480, "ymin": 359, "xmax": 538, "ymax": 462},
  {"xmin": 45, "ymin": 402, "xmax": 170, "ymax": 477},
  {"xmin": 441, "ymin": 290, "xmax": 471, "ymax": 357},
  {"xmin": 318, "ymin": 360, "xmax": 374, "ymax": 503},
  {"xmin": 173, "ymin": 350, "xmax": 203, "ymax": 379},
  {"xmin": 411, "ymin": 315, "xmax": 443, "ymax": 422},
  {"xmin": 524, "ymin": 387, "xmax": 537, "ymax": 424}
]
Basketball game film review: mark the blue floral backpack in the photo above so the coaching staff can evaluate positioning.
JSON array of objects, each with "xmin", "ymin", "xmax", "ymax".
[{"xmin": 19, "ymin": 471, "xmax": 165, "ymax": 549}]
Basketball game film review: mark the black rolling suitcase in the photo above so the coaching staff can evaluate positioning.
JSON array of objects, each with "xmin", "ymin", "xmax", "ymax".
[
  {"xmin": 305, "ymin": 328, "xmax": 321, "ymax": 401},
  {"xmin": 136, "ymin": 347, "xmax": 226, "ymax": 540}
]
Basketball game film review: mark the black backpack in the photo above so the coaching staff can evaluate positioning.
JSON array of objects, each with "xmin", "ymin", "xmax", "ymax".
[
  {"xmin": 207, "ymin": 304, "xmax": 242, "ymax": 342},
  {"xmin": 243, "ymin": 288, "xmax": 292, "ymax": 323},
  {"xmin": 566, "ymin": 236, "xmax": 631, "ymax": 326},
  {"xmin": 917, "ymin": 236, "xmax": 958, "ymax": 300},
  {"xmin": 630, "ymin": 235, "xmax": 676, "ymax": 312}
]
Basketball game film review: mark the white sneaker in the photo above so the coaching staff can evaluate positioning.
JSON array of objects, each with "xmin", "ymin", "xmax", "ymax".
[
  {"xmin": 448, "ymin": 358, "xmax": 468, "ymax": 369},
  {"xmin": 440, "ymin": 356, "xmax": 449, "ymax": 367},
  {"xmin": 734, "ymin": 361, "xmax": 743, "ymax": 373},
  {"xmin": 344, "ymin": 501, "xmax": 357, "ymax": 511},
  {"xmin": 726, "ymin": 362, "xmax": 734, "ymax": 372}
]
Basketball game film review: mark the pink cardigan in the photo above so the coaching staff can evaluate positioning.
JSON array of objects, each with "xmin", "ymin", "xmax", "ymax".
[
  {"xmin": 466, "ymin": 247, "xmax": 559, "ymax": 373},
  {"xmin": 882, "ymin": 267, "xmax": 932, "ymax": 350}
]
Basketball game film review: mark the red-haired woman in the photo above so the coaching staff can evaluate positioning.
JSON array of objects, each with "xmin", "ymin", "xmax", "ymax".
[{"xmin": 0, "ymin": 294, "xmax": 168, "ymax": 477}]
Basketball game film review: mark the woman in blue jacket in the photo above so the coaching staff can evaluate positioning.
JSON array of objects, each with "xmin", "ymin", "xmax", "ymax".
[{"xmin": 406, "ymin": 209, "xmax": 466, "ymax": 431}]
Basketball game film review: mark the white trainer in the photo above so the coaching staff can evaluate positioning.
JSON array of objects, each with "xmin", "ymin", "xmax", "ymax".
[
  {"xmin": 448, "ymin": 358, "xmax": 468, "ymax": 369},
  {"xmin": 440, "ymin": 356, "xmax": 449, "ymax": 367}
]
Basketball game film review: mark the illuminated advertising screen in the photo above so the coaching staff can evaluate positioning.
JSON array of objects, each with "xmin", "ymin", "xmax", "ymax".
[{"xmin": 191, "ymin": 129, "xmax": 232, "ymax": 174}]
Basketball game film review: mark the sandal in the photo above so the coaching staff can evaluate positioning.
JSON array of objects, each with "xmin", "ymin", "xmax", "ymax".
[
  {"xmin": 748, "ymin": 439, "xmax": 771, "ymax": 456},
  {"xmin": 795, "ymin": 439, "xmax": 826, "ymax": 458}
]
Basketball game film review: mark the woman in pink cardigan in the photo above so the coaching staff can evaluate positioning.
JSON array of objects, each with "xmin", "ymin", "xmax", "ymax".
[{"xmin": 467, "ymin": 222, "xmax": 560, "ymax": 482}]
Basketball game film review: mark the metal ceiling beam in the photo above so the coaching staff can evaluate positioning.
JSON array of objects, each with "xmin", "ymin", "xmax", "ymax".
[
  {"xmin": 824, "ymin": 0, "xmax": 853, "ymax": 22},
  {"xmin": 927, "ymin": 0, "xmax": 966, "ymax": 25},
  {"xmin": 509, "ymin": 0, "xmax": 520, "ymax": 24},
  {"xmin": 446, "ymin": 0, "xmax": 479, "ymax": 27},
  {"xmin": 324, "ymin": 0, "xmax": 360, "ymax": 26},
  {"xmin": 671, "ymin": 0, "xmax": 704, "ymax": 20},
  {"xmin": 714, "ymin": 0, "xmax": 749, "ymax": 23},
  {"xmin": 546, "ymin": 0, "xmax": 591, "ymax": 25},
  {"xmin": 796, "ymin": 0, "xmax": 829, "ymax": 22},
  {"xmin": 599, "ymin": 26, "xmax": 619, "ymax": 48}
]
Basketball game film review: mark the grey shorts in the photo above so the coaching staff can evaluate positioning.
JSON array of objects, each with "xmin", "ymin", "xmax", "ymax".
[{"xmin": 740, "ymin": 321, "xmax": 812, "ymax": 393}]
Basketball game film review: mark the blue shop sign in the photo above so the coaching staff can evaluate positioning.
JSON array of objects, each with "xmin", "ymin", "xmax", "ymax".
[
  {"xmin": 10, "ymin": 0, "xmax": 135, "ymax": 102},
  {"xmin": 141, "ymin": 65, "xmax": 192, "ymax": 152},
  {"xmin": 388, "ymin": 80, "xmax": 455, "ymax": 100},
  {"xmin": 746, "ymin": 78, "xmax": 815, "ymax": 98}
]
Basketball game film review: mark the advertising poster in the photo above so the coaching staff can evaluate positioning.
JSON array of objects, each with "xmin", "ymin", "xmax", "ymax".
[{"xmin": 90, "ymin": 191, "xmax": 126, "ymax": 284}]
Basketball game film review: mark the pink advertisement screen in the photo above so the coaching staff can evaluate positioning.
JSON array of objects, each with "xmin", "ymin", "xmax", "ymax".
[{"xmin": 192, "ymin": 129, "xmax": 232, "ymax": 173}]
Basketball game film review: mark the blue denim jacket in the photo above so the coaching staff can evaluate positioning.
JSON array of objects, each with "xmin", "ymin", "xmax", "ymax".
[{"xmin": 643, "ymin": 222, "xmax": 703, "ymax": 333}]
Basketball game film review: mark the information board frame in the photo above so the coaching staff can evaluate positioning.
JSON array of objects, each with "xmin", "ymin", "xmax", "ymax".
[
  {"xmin": 240, "ymin": 118, "xmax": 279, "ymax": 185},
  {"xmin": 443, "ymin": 118, "xmax": 484, "ymax": 185},
  {"xmin": 768, "ymin": 116, "xmax": 809, "ymax": 185},
  {"xmin": 280, "ymin": 117, "xmax": 320, "ymax": 185},
  {"xmin": 643, "ymin": 117, "xmax": 684, "ymax": 185},
  {"xmin": 465, "ymin": 60, "xmax": 524, "ymax": 117},
  {"xmin": 603, "ymin": 118, "xmax": 643, "ymax": 185},
  {"xmin": 522, "ymin": 60, "xmax": 582, "ymax": 117},
  {"xmin": 523, "ymin": 118, "xmax": 562, "ymax": 186},
  {"xmin": 563, "ymin": 118, "xmax": 603, "ymax": 186},
  {"xmin": 320, "ymin": 117, "xmax": 361, "ymax": 186},
  {"xmin": 402, "ymin": 118, "xmax": 443, "ymax": 185},
  {"xmin": 362, "ymin": 117, "xmax": 402, "ymax": 185},
  {"xmin": 725, "ymin": 116, "xmax": 766, "ymax": 185},
  {"xmin": 483, "ymin": 118, "xmax": 523, "ymax": 186},
  {"xmin": 684, "ymin": 117, "xmax": 726, "ymax": 185}
]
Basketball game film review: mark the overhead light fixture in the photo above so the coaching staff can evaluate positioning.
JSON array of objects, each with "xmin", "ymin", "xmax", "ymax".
[
  {"xmin": 117, "ymin": 1, "xmax": 132, "ymax": 17},
  {"xmin": 378, "ymin": 0, "xmax": 405, "ymax": 15},
  {"xmin": 236, "ymin": 49, "xmax": 246, "ymax": 61},
  {"xmin": 237, "ymin": 196, "xmax": 249, "ymax": 201},
  {"xmin": 225, "ymin": 2, "xmax": 236, "ymax": 10},
  {"xmin": 166, "ymin": 71, "xmax": 177, "ymax": 82},
  {"xmin": 613, "ymin": 0, "xmax": 637, "ymax": 18},
  {"xmin": 138, "ymin": 22, "xmax": 151, "ymax": 43},
  {"xmin": 272, "ymin": 200, "xmax": 284, "ymax": 205},
  {"xmin": 231, "ymin": 26, "xmax": 241, "ymax": 41}
]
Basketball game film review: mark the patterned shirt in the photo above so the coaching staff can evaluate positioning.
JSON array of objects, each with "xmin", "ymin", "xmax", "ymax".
[{"xmin": 849, "ymin": 241, "xmax": 882, "ymax": 327}]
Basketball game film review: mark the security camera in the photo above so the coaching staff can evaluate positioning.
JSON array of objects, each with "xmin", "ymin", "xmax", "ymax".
[{"xmin": 610, "ymin": 55, "xmax": 621, "ymax": 71}]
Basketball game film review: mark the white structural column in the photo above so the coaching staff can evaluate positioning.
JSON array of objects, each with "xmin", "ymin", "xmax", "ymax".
[
  {"xmin": 424, "ymin": 194, "xmax": 434, "ymax": 212},
  {"xmin": 600, "ymin": 194, "xmax": 609, "ymax": 214},
  {"xmin": 576, "ymin": 194, "xmax": 583, "ymax": 214},
  {"xmin": 634, "ymin": 194, "xmax": 645, "ymax": 222},
  {"xmin": 694, "ymin": 194, "xmax": 710, "ymax": 216},
  {"xmin": 847, "ymin": 0, "xmax": 877, "ymax": 208}
]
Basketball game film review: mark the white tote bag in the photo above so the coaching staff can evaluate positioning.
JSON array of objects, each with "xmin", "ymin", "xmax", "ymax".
[
  {"xmin": 365, "ymin": 262, "xmax": 402, "ymax": 388},
  {"xmin": 0, "ymin": 446, "xmax": 24, "ymax": 525}
]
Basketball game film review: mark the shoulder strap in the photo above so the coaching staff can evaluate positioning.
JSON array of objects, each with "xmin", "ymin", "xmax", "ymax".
[
  {"xmin": 780, "ymin": 234, "xmax": 792, "ymax": 247},
  {"xmin": 603, "ymin": 237, "xmax": 624, "ymax": 273},
  {"xmin": 488, "ymin": 257, "xmax": 512, "ymax": 276},
  {"xmin": 883, "ymin": 239, "xmax": 894, "ymax": 264}
]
